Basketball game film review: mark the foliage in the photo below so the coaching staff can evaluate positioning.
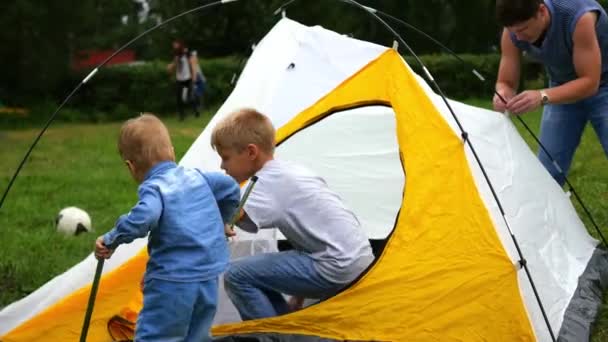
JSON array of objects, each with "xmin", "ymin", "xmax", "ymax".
[
  {"xmin": 65, "ymin": 56, "xmax": 240, "ymax": 121},
  {"xmin": 1, "ymin": 53, "xmax": 542, "ymax": 125},
  {"xmin": 1, "ymin": 1, "xmax": 506, "ymax": 105},
  {"xmin": 0, "ymin": 52, "xmax": 547, "ymax": 127},
  {"xmin": 0, "ymin": 0, "xmax": 136, "ymax": 105}
]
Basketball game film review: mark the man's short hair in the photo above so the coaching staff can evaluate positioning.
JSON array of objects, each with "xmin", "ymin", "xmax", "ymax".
[
  {"xmin": 211, "ymin": 108, "xmax": 275, "ymax": 154},
  {"xmin": 118, "ymin": 113, "xmax": 174, "ymax": 168},
  {"xmin": 496, "ymin": 0, "xmax": 543, "ymax": 27}
]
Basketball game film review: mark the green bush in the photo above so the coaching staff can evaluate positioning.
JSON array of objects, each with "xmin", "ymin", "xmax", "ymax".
[
  {"xmin": 66, "ymin": 56, "xmax": 242, "ymax": 121},
  {"xmin": 20, "ymin": 53, "xmax": 545, "ymax": 124}
]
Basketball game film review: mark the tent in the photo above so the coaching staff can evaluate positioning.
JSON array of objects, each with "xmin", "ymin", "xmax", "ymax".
[{"xmin": 1, "ymin": 18, "xmax": 607, "ymax": 342}]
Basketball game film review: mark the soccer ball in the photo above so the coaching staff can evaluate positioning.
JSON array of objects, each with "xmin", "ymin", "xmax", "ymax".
[{"xmin": 56, "ymin": 207, "xmax": 92, "ymax": 236}]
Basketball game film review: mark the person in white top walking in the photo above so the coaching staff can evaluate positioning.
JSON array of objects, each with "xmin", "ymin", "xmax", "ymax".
[
  {"xmin": 211, "ymin": 107, "xmax": 374, "ymax": 320},
  {"xmin": 167, "ymin": 40, "xmax": 198, "ymax": 120}
]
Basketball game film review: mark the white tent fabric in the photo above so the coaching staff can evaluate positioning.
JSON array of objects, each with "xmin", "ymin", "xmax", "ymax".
[
  {"xmin": 0, "ymin": 17, "xmax": 600, "ymax": 341},
  {"xmin": 276, "ymin": 107, "xmax": 403, "ymax": 240}
]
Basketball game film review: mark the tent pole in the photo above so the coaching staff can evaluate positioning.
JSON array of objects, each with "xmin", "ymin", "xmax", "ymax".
[{"xmin": 79, "ymin": 258, "xmax": 104, "ymax": 342}]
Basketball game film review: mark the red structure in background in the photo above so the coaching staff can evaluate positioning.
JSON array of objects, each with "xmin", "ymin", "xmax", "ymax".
[{"xmin": 72, "ymin": 50, "xmax": 136, "ymax": 70}]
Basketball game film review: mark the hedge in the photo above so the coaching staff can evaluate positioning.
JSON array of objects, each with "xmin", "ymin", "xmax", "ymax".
[
  {"xmin": 403, "ymin": 54, "xmax": 545, "ymax": 99},
  {"xmin": 64, "ymin": 55, "xmax": 243, "ymax": 122},
  {"xmin": 9, "ymin": 54, "xmax": 546, "ymax": 124}
]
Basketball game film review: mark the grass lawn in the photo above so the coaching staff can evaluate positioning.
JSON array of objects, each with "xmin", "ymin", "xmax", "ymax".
[
  {"xmin": 1, "ymin": 102, "xmax": 607, "ymax": 339},
  {"xmin": 0, "ymin": 114, "xmax": 208, "ymax": 307}
]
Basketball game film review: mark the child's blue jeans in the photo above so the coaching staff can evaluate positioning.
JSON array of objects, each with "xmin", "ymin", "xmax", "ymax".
[
  {"xmin": 135, "ymin": 277, "xmax": 218, "ymax": 342},
  {"xmin": 538, "ymin": 87, "xmax": 608, "ymax": 186},
  {"xmin": 223, "ymin": 250, "xmax": 345, "ymax": 321}
]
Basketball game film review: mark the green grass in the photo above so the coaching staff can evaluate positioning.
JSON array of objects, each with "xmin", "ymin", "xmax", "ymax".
[
  {"xmin": 1, "ymin": 102, "xmax": 607, "ymax": 339},
  {"xmin": 0, "ymin": 113, "xmax": 209, "ymax": 308}
]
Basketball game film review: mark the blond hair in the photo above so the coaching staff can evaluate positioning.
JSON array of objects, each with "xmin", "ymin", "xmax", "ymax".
[
  {"xmin": 118, "ymin": 113, "xmax": 174, "ymax": 169},
  {"xmin": 211, "ymin": 108, "xmax": 275, "ymax": 153}
]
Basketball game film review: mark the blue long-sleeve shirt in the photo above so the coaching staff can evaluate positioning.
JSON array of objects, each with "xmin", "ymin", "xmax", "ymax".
[{"xmin": 103, "ymin": 161, "xmax": 240, "ymax": 282}]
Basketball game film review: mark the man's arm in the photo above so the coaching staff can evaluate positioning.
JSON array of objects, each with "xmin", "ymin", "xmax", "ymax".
[
  {"xmin": 545, "ymin": 12, "xmax": 601, "ymax": 103},
  {"xmin": 507, "ymin": 12, "xmax": 601, "ymax": 114},
  {"xmin": 493, "ymin": 29, "xmax": 522, "ymax": 112},
  {"xmin": 103, "ymin": 185, "xmax": 162, "ymax": 250}
]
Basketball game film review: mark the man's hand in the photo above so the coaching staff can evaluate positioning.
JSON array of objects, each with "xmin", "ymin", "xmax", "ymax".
[
  {"xmin": 287, "ymin": 296, "xmax": 305, "ymax": 312},
  {"xmin": 506, "ymin": 90, "xmax": 542, "ymax": 115},
  {"xmin": 224, "ymin": 224, "xmax": 237, "ymax": 238},
  {"xmin": 492, "ymin": 89, "xmax": 515, "ymax": 112},
  {"xmin": 94, "ymin": 236, "xmax": 114, "ymax": 260}
]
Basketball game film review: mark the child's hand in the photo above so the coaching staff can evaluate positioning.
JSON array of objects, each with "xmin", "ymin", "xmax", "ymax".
[
  {"xmin": 94, "ymin": 236, "xmax": 114, "ymax": 260},
  {"xmin": 287, "ymin": 296, "xmax": 305, "ymax": 312},
  {"xmin": 224, "ymin": 224, "xmax": 236, "ymax": 238}
]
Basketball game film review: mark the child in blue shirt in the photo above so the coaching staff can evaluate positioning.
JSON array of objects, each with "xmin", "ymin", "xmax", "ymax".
[{"xmin": 94, "ymin": 113, "xmax": 240, "ymax": 341}]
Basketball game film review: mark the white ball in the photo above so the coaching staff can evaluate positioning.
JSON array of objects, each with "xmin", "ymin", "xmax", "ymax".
[{"xmin": 56, "ymin": 207, "xmax": 92, "ymax": 236}]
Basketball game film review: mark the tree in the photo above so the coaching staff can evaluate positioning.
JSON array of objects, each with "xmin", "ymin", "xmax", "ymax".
[
  {"xmin": 0, "ymin": 0, "xmax": 137, "ymax": 104},
  {"xmin": 0, "ymin": 0, "xmax": 514, "ymax": 105}
]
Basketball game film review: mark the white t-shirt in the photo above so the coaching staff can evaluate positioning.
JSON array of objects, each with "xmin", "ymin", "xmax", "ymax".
[
  {"xmin": 175, "ymin": 54, "xmax": 192, "ymax": 81},
  {"xmin": 239, "ymin": 159, "xmax": 374, "ymax": 284}
]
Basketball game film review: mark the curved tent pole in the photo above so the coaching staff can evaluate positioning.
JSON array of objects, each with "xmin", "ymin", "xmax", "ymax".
[
  {"xmin": 273, "ymin": 0, "xmax": 297, "ymax": 16},
  {"xmin": 371, "ymin": 7, "xmax": 607, "ymax": 249},
  {"xmin": 308, "ymin": 0, "xmax": 557, "ymax": 340},
  {"xmin": 0, "ymin": 0, "xmax": 242, "ymax": 212}
]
